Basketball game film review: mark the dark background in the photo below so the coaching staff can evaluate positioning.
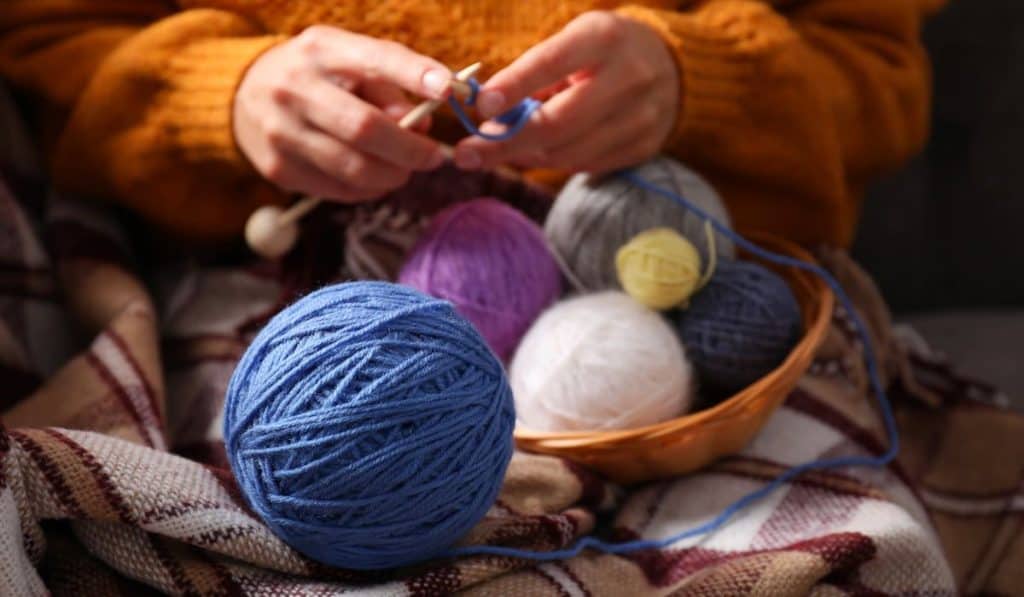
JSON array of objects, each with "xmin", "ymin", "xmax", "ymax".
[
  {"xmin": 852, "ymin": 0, "xmax": 1024, "ymax": 401},
  {"xmin": 854, "ymin": 0, "xmax": 1024, "ymax": 310}
]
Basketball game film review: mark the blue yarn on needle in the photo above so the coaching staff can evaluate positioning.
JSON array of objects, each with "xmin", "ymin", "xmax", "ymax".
[
  {"xmin": 449, "ymin": 79, "xmax": 542, "ymax": 141},
  {"xmin": 224, "ymin": 281, "xmax": 515, "ymax": 570}
]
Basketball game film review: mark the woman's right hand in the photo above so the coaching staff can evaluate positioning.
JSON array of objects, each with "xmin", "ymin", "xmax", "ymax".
[{"xmin": 233, "ymin": 26, "xmax": 451, "ymax": 202}]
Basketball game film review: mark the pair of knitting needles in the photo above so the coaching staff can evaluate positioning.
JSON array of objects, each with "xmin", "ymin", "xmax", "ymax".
[{"xmin": 246, "ymin": 62, "xmax": 522, "ymax": 258}]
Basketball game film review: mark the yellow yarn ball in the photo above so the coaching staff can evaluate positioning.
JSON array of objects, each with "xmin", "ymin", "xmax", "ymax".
[{"xmin": 615, "ymin": 228, "xmax": 703, "ymax": 310}]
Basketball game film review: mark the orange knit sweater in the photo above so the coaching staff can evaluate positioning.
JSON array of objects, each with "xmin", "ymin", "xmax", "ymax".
[{"xmin": 0, "ymin": 1, "xmax": 939, "ymax": 247}]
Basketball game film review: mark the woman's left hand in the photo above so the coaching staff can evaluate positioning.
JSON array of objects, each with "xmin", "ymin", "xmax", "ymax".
[{"xmin": 453, "ymin": 11, "xmax": 680, "ymax": 175}]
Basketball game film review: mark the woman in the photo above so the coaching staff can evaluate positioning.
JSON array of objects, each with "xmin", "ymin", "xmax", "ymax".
[{"xmin": 0, "ymin": 1, "xmax": 935, "ymax": 246}]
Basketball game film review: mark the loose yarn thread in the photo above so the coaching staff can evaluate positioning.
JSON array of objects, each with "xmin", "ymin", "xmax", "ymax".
[
  {"xmin": 441, "ymin": 77, "xmax": 900, "ymax": 561},
  {"xmin": 224, "ymin": 282, "xmax": 515, "ymax": 570},
  {"xmin": 398, "ymin": 197, "xmax": 563, "ymax": 360},
  {"xmin": 616, "ymin": 225, "xmax": 717, "ymax": 310}
]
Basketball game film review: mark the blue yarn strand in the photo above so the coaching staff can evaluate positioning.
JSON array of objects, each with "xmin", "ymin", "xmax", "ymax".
[
  {"xmin": 443, "ymin": 89, "xmax": 901, "ymax": 561},
  {"xmin": 448, "ymin": 79, "xmax": 543, "ymax": 141}
]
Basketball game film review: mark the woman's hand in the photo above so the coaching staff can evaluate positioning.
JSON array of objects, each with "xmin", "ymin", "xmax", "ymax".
[
  {"xmin": 234, "ymin": 26, "xmax": 451, "ymax": 202},
  {"xmin": 453, "ymin": 12, "xmax": 679, "ymax": 174}
]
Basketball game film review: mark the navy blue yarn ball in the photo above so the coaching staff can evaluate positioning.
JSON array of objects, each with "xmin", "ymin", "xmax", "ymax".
[
  {"xmin": 224, "ymin": 281, "xmax": 516, "ymax": 570},
  {"xmin": 676, "ymin": 259, "xmax": 802, "ymax": 394}
]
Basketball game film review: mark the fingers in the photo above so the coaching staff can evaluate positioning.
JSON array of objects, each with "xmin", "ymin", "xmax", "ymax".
[
  {"xmin": 361, "ymin": 80, "xmax": 414, "ymax": 119},
  {"xmin": 296, "ymin": 26, "xmax": 453, "ymax": 100},
  {"xmin": 295, "ymin": 79, "xmax": 444, "ymax": 171},
  {"xmin": 473, "ymin": 12, "xmax": 626, "ymax": 119},
  {"xmin": 448, "ymin": 12, "xmax": 680, "ymax": 174},
  {"xmin": 246, "ymin": 103, "xmax": 410, "ymax": 201},
  {"xmin": 235, "ymin": 27, "xmax": 461, "ymax": 203},
  {"xmin": 279, "ymin": 128, "xmax": 410, "ymax": 193},
  {"xmin": 453, "ymin": 57, "xmax": 666, "ymax": 174},
  {"xmin": 454, "ymin": 60, "xmax": 626, "ymax": 170},
  {"xmin": 270, "ymin": 153, "xmax": 361, "ymax": 202},
  {"xmin": 532, "ymin": 79, "xmax": 572, "ymax": 102},
  {"xmin": 542, "ymin": 102, "xmax": 661, "ymax": 173},
  {"xmin": 361, "ymin": 79, "xmax": 431, "ymax": 132}
]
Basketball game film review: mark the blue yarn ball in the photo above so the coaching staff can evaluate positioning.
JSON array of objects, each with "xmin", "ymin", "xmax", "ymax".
[
  {"xmin": 223, "ymin": 281, "xmax": 515, "ymax": 570},
  {"xmin": 676, "ymin": 259, "xmax": 802, "ymax": 394}
]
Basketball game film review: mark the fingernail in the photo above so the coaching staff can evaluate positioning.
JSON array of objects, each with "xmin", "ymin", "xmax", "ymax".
[
  {"xmin": 422, "ymin": 69, "xmax": 450, "ymax": 99},
  {"xmin": 477, "ymin": 91, "xmax": 505, "ymax": 119},
  {"xmin": 425, "ymin": 149, "xmax": 445, "ymax": 170},
  {"xmin": 385, "ymin": 105, "xmax": 408, "ymax": 120},
  {"xmin": 455, "ymin": 148, "xmax": 481, "ymax": 170}
]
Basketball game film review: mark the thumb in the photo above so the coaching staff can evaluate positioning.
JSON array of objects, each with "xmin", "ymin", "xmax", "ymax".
[{"xmin": 474, "ymin": 12, "xmax": 613, "ymax": 119}]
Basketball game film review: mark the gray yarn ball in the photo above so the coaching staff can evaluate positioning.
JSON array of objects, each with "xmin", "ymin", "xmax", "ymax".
[{"xmin": 545, "ymin": 157, "xmax": 736, "ymax": 292}]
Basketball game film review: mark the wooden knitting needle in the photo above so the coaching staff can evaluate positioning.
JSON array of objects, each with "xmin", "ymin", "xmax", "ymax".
[{"xmin": 246, "ymin": 63, "xmax": 482, "ymax": 259}]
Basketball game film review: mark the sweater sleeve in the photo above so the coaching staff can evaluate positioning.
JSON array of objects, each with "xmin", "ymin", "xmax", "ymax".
[
  {"xmin": 0, "ymin": 3, "xmax": 287, "ymax": 240},
  {"xmin": 616, "ymin": 0, "xmax": 935, "ymax": 247}
]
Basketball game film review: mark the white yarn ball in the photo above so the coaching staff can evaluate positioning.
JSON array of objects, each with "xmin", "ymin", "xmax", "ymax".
[{"xmin": 510, "ymin": 292, "xmax": 694, "ymax": 432}]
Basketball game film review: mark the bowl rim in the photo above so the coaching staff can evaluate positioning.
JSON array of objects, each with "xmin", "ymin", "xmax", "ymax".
[{"xmin": 513, "ymin": 232, "xmax": 835, "ymax": 446}]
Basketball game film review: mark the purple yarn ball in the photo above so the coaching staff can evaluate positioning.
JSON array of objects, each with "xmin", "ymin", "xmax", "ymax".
[{"xmin": 399, "ymin": 198, "xmax": 563, "ymax": 359}]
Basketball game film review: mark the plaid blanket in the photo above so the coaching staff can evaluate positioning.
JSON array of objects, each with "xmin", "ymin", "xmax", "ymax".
[{"xmin": 1, "ymin": 83, "xmax": 1022, "ymax": 597}]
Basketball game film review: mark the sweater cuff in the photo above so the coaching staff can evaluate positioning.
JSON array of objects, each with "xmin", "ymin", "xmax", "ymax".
[
  {"xmin": 616, "ymin": 3, "xmax": 797, "ymax": 151},
  {"xmin": 161, "ymin": 35, "xmax": 284, "ymax": 169}
]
